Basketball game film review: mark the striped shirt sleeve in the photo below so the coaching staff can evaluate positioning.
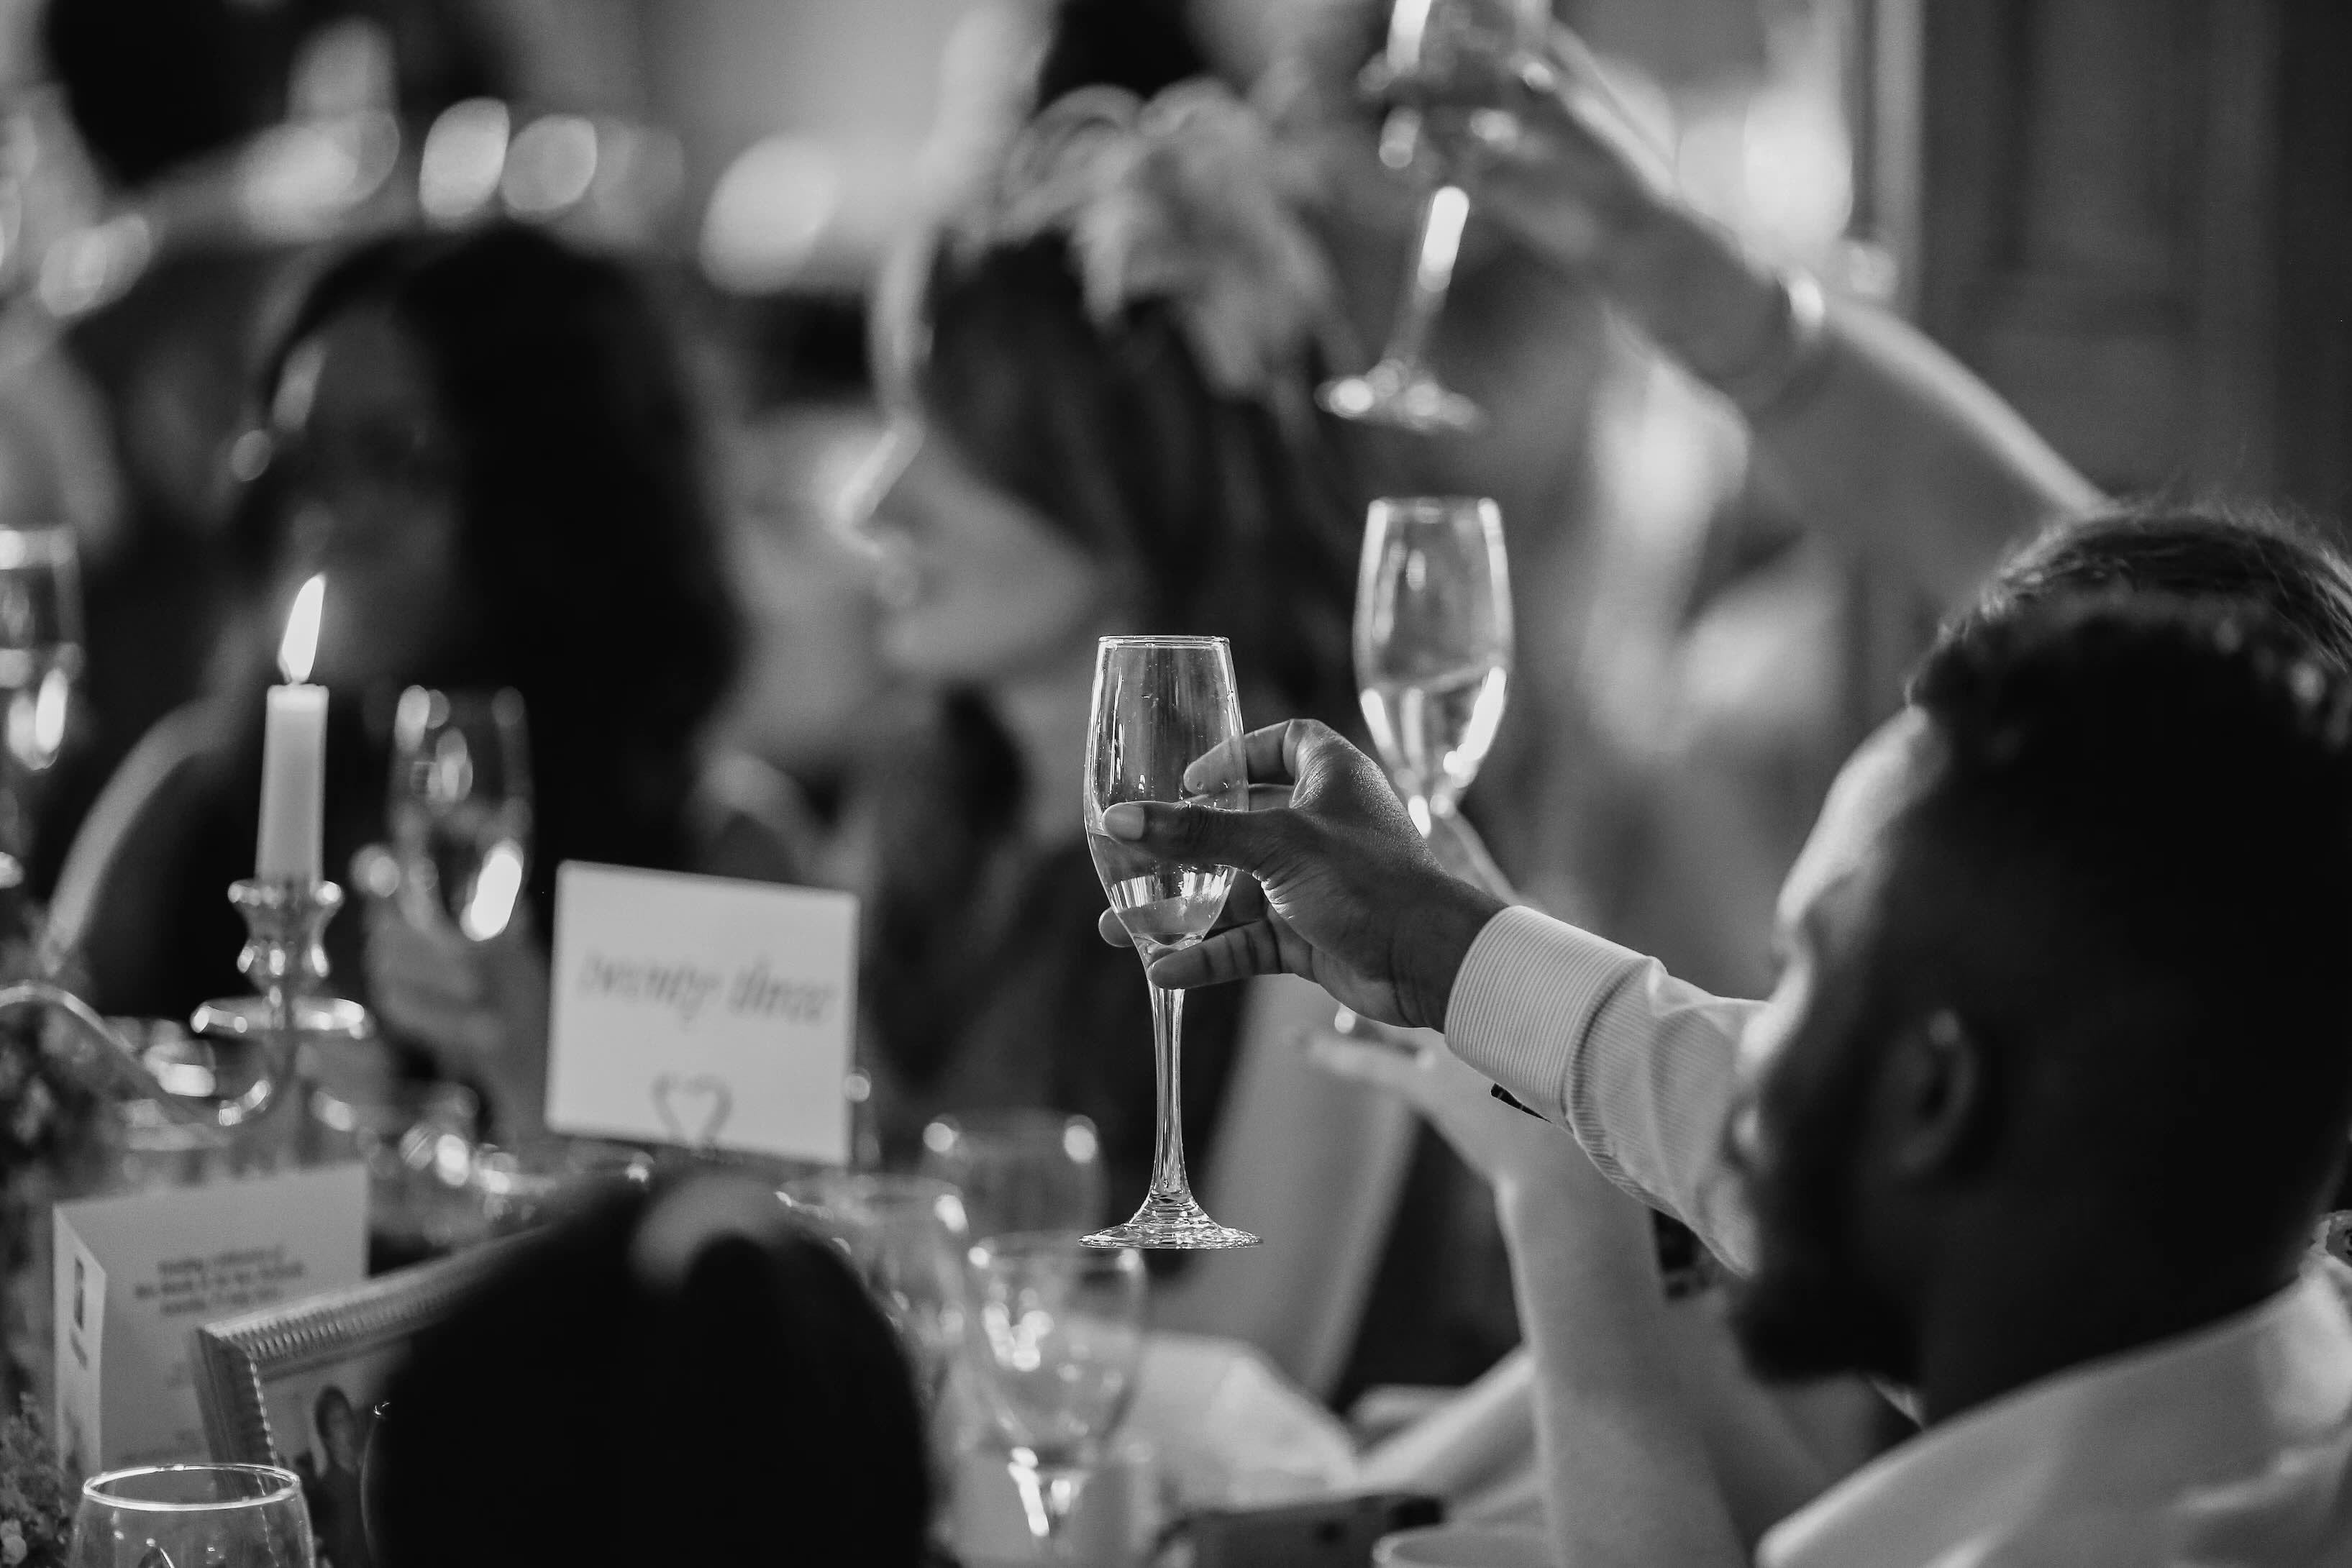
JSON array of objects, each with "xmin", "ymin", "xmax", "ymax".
[{"xmin": 1443, "ymin": 904, "xmax": 1764, "ymax": 1272}]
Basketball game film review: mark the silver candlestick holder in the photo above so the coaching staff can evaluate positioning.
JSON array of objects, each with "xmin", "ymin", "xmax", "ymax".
[
  {"xmin": 0, "ymin": 880, "xmax": 370, "ymax": 1129},
  {"xmin": 192, "ymin": 878, "xmax": 373, "ymax": 1044}
]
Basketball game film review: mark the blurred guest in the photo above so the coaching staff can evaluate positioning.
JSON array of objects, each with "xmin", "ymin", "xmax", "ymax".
[
  {"xmin": 698, "ymin": 291, "xmax": 895, "ymax": 856},
  {"xmin": 1117, "ymin": 591, "xmax": 2352, "ymax": 1564},
  {"xmin": 369, "ymin": 1172, "xmax": 932, "ymax": 1568},
  {"xmin": 74, "ymin": 225, "xmax": 778, "ymax": 1134},
  {"xmin": 33, "ymin": 0, "xmax": 509, "ymax": 893},
  {"xmin": 846, "ymin": 81, "xmax": 1366, "ymax": 1222}
]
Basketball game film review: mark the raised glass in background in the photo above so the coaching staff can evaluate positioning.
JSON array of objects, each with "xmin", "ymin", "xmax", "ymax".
[
  {"xmin": 1317, "ymin": 0, "xmax": 1554, "ymax": 433},
  {"xmin": 1081, "ymin": 636, "xmax": 1255, "ymax": 1251},
  {"xmin": 920, "ymin": 1110, "xmax": 1107, "ymax": 1240},
  {"xmin": 1356, "ymin": 497, "xmax": 1513, "ymax": 838},
  {"xmin": 966, "ymin": 1233, "xmax": 1147, "ymax": 1560},
  {"xmin": 389, "ymin": 685, "xmax": 532, "ymax": 942},
  {"xmin": 70, "ymin": 1464, "xmax": 315, "ymax": 1568},
  {"xmin": 780, "ymin": 1171, "xmax": 972, "ymax": 1409}
]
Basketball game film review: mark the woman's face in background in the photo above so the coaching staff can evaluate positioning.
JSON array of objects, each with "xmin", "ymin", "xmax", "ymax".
[
  {"xmin": 270, "ymin": 306, "xmax": 476, "ymax": 684},
  {"xmin": 714, "ymin": 402, "xmax": 891, "ymax": 775},
  {"xmin": 849, "ymin": 416, "xmax": 1117, "ymax": 688}
]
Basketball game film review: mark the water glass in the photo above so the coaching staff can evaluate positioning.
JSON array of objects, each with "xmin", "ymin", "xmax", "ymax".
[
  {"xmin": 779, "ymin": 1172, "xmax": 971, "ymax": 1408},
  {"xmin": 389, "ymin": 685, "xmax": 532, "ymax": 942},
  {"xmin": 70, "ymin": 1464, "xmax": 315, "ymax": 1568},
  {"xmin": 966, "ymin": 1233, "xmax": 1147, "ymax": 1557},
  {"xmin": 919, "ymin": 1110, "xmax": 1107, "ymax": 1240}
]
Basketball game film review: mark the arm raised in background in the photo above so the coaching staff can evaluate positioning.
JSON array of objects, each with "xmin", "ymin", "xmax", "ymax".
[
  {"xmin": 1312, "ymin": 1029, "xmax": 1754, "ymax": 1567},
  {"xmin": 1447, "ymin": 35, "xmax": 2103, "ymax": 606}
]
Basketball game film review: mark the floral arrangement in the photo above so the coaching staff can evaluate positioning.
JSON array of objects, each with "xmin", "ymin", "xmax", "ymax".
[
  {"xmin": 0, "ymin": 1396, "xmax": 78, "ymax": 1567},
  {"xmin": 962, "ymin": 81, "xmax": 1345, "ymax": 403}
]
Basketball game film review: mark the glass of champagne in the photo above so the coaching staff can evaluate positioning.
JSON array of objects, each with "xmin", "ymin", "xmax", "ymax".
[
  {"xmin": 966, "ymin": 1233, "xmax": 1147, "ymax": 1558},
  {"xmin": 1082, "ymin": 635, "xmax": 1256, "ymax": 1250},
  {"xmin": 1357, "ymin": 497, "xmax": 1512, "ymax": 842},
  {"xmin": 920, "ymin": 1110, "xmax": 1108, "ymax": 1240},
  {"xmin": 390, "ymin": 685, "xmax": 532, "ymax": 942},
  {"xmin": 1318, "ymin": 0, "xmax": 1554, "ymax": 434},
  {"xmin": 70, "ymin": 1464, "xmax": 316, "ymax": 1567}
]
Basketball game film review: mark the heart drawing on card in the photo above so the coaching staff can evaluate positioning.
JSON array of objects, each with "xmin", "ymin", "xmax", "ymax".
[{"xmin": 652, "ymin": 1072, "xmax": 733, "ymax": 1147}]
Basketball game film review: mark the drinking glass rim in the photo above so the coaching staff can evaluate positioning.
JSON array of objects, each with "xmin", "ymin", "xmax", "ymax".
[
  {"xmin": 1096, "ymin": 634, "xmax": 1229, "ymax": 649},
  {"xmin": 970, "ymin": 1229, "xmax": 1144, "ymax": 1268},
  {"xmin": 780, "ymin": 1172, "xmax": 965, "ymax": 1208},
  {"xmin": 83, "ymin": 1464, "xmax": 301, "ymax": 1512},
  {"xmin": 1368, "ymin": 495, "xmax": 1499, "ymax": 515}
]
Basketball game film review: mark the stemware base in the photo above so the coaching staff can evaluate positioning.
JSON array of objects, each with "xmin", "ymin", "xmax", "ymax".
[
  {"xmin": 1318, "ymin": 364, "xmax": 1486, "ymax": 434},
  {"xmin": 1084, "ymin": 1191, "xmax": 1258, "ymax": 1251}
]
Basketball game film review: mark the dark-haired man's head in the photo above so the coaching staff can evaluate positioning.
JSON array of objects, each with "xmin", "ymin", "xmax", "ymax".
[
  {"xmin": 1962, "ymin": 503, "xmax": 2352, "ymax": 673},
  {"xmin": 1723, "ymin": 596, "xmax": 2352, "ymax": 1421},
  {"xmin": 371, "ymin": 1174, "xmax": 931, "ymax": 1568}
]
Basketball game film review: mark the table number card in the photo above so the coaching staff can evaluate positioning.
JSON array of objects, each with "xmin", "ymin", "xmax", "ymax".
[
  {"xmin": 53, "ymin": 1162, "xmax": 368, "ymax": 1468},
  {"xmin": 545, "ymin": 863, "xmax": 857, "ymax": 1164}
]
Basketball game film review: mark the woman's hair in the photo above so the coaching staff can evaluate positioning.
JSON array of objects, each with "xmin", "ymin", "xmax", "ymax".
[
  {"xmin": 252, "ymin": 224, "xmax": 744, "ymax": 916},
  {"xmin": 371, "ymin": 1176, "xmax": 931, "ymax": 1568},
  {"xmin": 910, "ymin": 233, "xmax": 1362, "ymax": 721},
  {"xmin": 1946, "ymin": 503, "xmax": 2352, "ymax": 673},
  {"xmin": 862, "ymin": 232, "xmax": 1362, "ymax": 1101}
]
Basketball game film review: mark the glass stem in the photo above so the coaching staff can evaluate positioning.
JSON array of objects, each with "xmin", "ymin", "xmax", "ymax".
[
  {"xmin": 1011, "ymin": 1458, "xmax": 1088, "ymax": 1559},
  {"xmin": 1382, "ymin": 183, "xmax": 1469, "ymax": 373},
  {"xmin": 1147, "ymin": 977, "xmax": 1190, "ymax": 1204}
]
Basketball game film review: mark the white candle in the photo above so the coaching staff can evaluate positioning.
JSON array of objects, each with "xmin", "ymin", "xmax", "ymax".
[{"xmin": 257, "ymin": 574, "xmax": 327, "ymax": 883}]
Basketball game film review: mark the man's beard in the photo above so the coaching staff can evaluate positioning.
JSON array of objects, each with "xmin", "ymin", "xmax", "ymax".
[{"xmin": 1723, "ymin": 1063, "xmax": 1914, "ymax": 1386}]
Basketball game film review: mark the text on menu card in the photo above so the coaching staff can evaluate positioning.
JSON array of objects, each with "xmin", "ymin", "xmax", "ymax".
[{"xmin": 544, "ymin": 863, "xmax": 857, "ymax": 1163}]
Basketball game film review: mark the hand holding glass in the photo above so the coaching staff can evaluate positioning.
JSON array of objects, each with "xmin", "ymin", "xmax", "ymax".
[
  {"xmin": 1318, "ymin": 0, "xmax": 1553, "ymax": 434},
  {"xmin": 1082, "ymin": 636, "xmax": 1256, "ymax": 1249}
]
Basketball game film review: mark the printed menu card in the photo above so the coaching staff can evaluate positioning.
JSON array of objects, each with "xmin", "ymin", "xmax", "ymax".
[{"xmin": 54, "ymin": 1162, "xmax": 368, "ymax": 1469}]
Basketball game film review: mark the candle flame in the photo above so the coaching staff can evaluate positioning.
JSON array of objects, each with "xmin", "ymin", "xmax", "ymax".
[{"xmin": 280, "ymin": 574, "xmax": 325, "ymax": 683}]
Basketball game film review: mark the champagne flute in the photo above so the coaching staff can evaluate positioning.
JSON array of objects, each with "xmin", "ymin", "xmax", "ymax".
[
  {"xmin": 1082, "ymin": 635, "xmax": 1257, "ymax": 1250},
  {"xmin": 1357, "ymin": 497, "xmax": 1512, "ymax": 840},
  {"xmin": 70, "ymin": 1464, "xmax": 316, "ymax": 1567},
  {"xmin": 1318, "ymin": 0, "xmax": 1554, "ymax": 434},
  {"xmin": 390, "ymin": 685, "xmax": 532, "ymax": 942},
  {"xmin": 966, "ymin": 1233, "xmax": 1147, "ymax": 1558}
]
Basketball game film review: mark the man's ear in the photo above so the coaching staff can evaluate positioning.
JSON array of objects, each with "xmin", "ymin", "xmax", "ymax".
[{"xmin": 1883, "ymin": 1009, "xmax": 1994, "ymax": 1180}]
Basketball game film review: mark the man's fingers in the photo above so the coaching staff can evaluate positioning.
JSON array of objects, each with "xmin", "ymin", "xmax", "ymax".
[
  {"xmin": 1098, "ymin": 908, "xmax": 1129, "ymax": 947},
  {"xmin": 1141, "ymin": 921, "xmax": 1289, "ymax": 990},
  {"xmin": 1099, "ymin": 798, "xmax": 1287, "ymax": 871}
]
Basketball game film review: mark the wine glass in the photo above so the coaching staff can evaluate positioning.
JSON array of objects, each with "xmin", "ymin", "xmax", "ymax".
[
  {"xmin": 1081, "ymin": 635, "xmax": 1256, "ymax": 1251},
  {"xmin": 0, "ymin": 525, "xmax": 81, "ymax": 864},
  {"xmin": 389, "ymin": 685, "xmax": 532, "ymax": 942},
  {"xmin": 966, "ymin": 1233, "xmax": 1147, "ymax": 1559},
  {"xmin": 70, "ymin": 1464, "xmax": 316, "ymax": 1567},
  {"xmin": 920, "ymin": 1110, "xmax": 1108, "ymax": 1239},
  {"xmin": 1356, "ymin": 497, "xmax": 1513, "ymax": 842},
  {"xmin": 1318, "ymin": 0, "xmax": 1554, "ymax": 434},
  {"xmin": 780, "ymin": 1172, "xmax": 972, "ymax": 1408}
]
